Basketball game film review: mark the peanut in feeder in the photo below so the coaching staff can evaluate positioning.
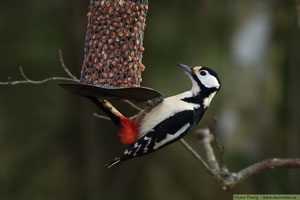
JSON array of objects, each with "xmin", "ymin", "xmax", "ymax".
[{"xmin": 61, "ymin": 0, "xmax": 163, "ymax": 102}]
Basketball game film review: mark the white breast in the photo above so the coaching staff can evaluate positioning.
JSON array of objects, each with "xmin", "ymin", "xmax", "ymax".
[{"xmin": 138, "ymin": 91, "xmax": 199, "ymax": 138}]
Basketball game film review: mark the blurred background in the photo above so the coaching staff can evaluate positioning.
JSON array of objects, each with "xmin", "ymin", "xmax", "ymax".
[{"xmin": 1, "ymin": 0, "xmax": 300, "ymax": 199}]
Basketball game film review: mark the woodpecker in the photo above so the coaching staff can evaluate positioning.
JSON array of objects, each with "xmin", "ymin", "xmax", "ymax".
[{"xmin": 89, "ymin": 63, "xmax": 221, "ymax": 167}]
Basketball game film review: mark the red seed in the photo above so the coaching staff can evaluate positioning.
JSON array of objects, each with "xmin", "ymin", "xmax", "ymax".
[
  {"xmin": 122, "ymin": 44, "xmax": 128, "ymax": 51},
  {"xmin": 140, "ymin": 64, "xmax": 146, "ymax": 71},
  {"xmin": 108, "ymin": 6, "xmax": 113, "ymax": 14}
]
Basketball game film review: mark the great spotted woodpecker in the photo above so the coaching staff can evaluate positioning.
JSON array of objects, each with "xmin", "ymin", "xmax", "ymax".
[{"xmin": 89, "ymin": 63, "xmax": 221, "ymax": 167}]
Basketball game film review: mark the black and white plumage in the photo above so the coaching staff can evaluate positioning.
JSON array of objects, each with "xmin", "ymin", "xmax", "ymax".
[{"xmin": 107, "ymin": 63, "xmax": 221, "ymax": 168}]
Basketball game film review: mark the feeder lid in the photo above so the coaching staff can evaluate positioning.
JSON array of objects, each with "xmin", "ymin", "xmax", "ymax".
[{"xmin": 59, "ymin": 82, "xmax": 164, "ymax": 102}]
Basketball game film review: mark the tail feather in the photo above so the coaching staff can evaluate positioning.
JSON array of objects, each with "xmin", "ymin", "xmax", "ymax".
[
  {"xmin": 118, "ymin": 117, "xmax": 140, "ymax": 145},
  {"xmin": 106, "ymin": 157, "xmax": 121, "ymax": 168},
  {"xmin": 86, "ymin": 96, "xmax": 140, "ymax": 145}
]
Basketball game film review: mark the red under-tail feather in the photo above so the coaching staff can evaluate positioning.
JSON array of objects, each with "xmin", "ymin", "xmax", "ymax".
[{"xmin": 118, "ymin": 116, "xmax": 140, "ymax": 145}]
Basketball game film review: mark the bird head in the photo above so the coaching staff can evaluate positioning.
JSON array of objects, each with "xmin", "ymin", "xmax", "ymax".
[{"xmin": 177, "ymin": 63, "xmax": 221, "ymax": 94}]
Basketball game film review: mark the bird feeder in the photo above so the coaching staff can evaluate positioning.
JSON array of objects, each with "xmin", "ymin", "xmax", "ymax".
[{"xmin": 61, "ymin": 0, "xmax": 163, "ymax": 102}]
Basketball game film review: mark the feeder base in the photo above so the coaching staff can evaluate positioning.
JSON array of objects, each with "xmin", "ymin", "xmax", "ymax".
[{"xmin": 59, "ymin": 82, "xmax": 164, "ymax": 102}]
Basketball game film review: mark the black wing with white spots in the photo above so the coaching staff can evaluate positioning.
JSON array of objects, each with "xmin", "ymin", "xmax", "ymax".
[{"xmin": 107, "ymin": 108, "xmax": 204, "ymax": 168}]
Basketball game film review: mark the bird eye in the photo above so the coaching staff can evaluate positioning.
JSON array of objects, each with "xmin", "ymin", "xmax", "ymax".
[{"xmin": 200, "ymin": 71, "xmax": 207, "ymax": 76}]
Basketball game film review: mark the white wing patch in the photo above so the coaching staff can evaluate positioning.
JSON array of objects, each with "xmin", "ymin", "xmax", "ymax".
[
  {"xmin": 153, "ymin": 123, "xmax": 191, "ymax": 150},
  {"xmin": 143, "ymin": 136, "xmax": 152, "ymax": 153},
  {"xmin": 133, "ymin": 143, "xmax": 142, "ymax": 156},
  {"xmin": 124, "ymin": 149, "xmax": 132, "ymax": 155}
]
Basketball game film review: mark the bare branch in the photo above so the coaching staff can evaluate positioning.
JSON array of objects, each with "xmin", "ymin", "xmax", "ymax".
[
  {"xmin": 58, "ymin": 50, "xmax": 79, "ymax": 81},
  {"xmin": 196, "ymin": 127, "xmax": 300, "ymax": 190},
  {"xmin": 197, "ymin": 128, "xmax": 220, "ymax": 172},
  {"xmin": 238, "ymin": 158, "xmax": 300, "ymax": 183},
  {"xmin": 93, "ymin": 113, "xmax": 111, "ymax": 120},
  {"xmin": 180, "ymin": 139, "xmax": 210, "ymax": 171},
  {"xmin": 210, "ymin": 118, "xmax": 225, "ymax": 166},
  {"xmin": 122, "ymin": 100, "xmax": 143, "ymax": 111},
  {"xmin": 0, "ymin": 67, "xmax": 76, "ymax": 86},
  {"xmin": 219, "ymin": 158, "xmax": 300, "ymax": 190},
  {"xmin": 0, "ymin": 50, "xmax": 79, "ymax": 86}
]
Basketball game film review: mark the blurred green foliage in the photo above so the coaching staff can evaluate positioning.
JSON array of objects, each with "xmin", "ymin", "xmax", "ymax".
[{"xmin": 0, "ymin": 0, "xmax": 300, "ymax": 199}]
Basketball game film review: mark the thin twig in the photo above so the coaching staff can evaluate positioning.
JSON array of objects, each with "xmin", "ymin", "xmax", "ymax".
[
  {"xmin": 122, "ymin": 100, "xmax": 143, "ymax": 111},
  {"xmin": 93, "ymin": 113, "xmax": 111, "ymax": 120},
  {"xmin": 0, "ymin": 67, "xmax": 76, "ymax": 86},
  {"xmin": 0, "ymin": 50, "xmax": 79, "ymax": 86},
  {"xmin": 180, "ymin": 139, "xmax": 210, "ymax": 171},
  {"xmin": 58, "ymin": 50, "xmax": 79, "ymax": 81}
]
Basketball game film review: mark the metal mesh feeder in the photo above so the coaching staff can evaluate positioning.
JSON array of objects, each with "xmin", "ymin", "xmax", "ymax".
[{"xmin": 61, "ymin": 0, "xmax": 163, "ymax": 102}]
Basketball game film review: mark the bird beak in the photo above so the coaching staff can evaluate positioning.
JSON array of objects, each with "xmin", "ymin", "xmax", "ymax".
[{"xmin": 177, "ymin": 63, "xmax": 193, "ymax": 75}]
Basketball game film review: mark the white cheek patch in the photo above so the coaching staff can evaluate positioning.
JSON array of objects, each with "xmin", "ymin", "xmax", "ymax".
[{"xmin": 197, "ymin": 72, "xmax": 220, "ymax": 89}]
